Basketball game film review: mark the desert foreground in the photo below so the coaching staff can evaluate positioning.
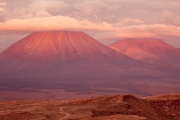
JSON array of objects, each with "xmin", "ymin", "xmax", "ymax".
[{"xmin": 0, "ymin": 94, "xmax": 180, "ymax": 120}]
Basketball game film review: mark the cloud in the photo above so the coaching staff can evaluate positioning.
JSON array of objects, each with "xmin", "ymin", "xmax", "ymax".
[
  {"xmin": 2, "ymin": 0, "xmax": 70, "ymax": 20},
  {"xmin": 0, "ymin": 8, "xmax": 4, "ymax": 12},
  {"xmin": 161, "ymin": 11, "xmax": 180, "ymax": 26},
  {"xmin": 1, "ymin": 0, "xmax": 180, "ymax": 47},
  {"xmin": 73, "ymin": 0, "xmax": 120, "ymax": 15},
  {"xmin": 109, "ymin": 24, "xmax": 180, "ymax": 40},
  {"xmin": 0, "ymin": 2, "xmax": 6, "ymax": 6},
  {"xmin": 0, "ymin": 16, "xmax": 115, "ymax": 32},
  {"xmin": 0, "ymin": 2, "xmax": 6, "ymax": 12},
  {"xmin": 2, "ymin": 0, "xmax": 180, "ymax": 26},
  {"xmin": 1, "ymin": 15, "xmax": 180, "ymax": 42},
  {"xmin": 112, "ymin": 18, "xmax": 145, "ymax": 27}
]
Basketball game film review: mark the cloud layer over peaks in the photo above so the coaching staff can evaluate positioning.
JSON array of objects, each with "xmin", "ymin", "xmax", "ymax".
[{"xmin": 0, "ymin": 0, "xmax": 180, "ymax": 51}]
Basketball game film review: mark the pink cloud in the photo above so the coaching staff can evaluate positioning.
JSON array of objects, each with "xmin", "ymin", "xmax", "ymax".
[
  {"xmin": 0, "ymin": 2, "xmax": 6, "ymax": 6},
  {"xmin": 0, "ymin": 16, "xmax": 115, "ymax": 32},
  {"xmin": 0, "ymin": 8, "xmax": 5, "ymax": 12},
  {"xmin": 1, "ymin": 16, "xmax": 180, "ymax": 41},
  {"xmin": 161, "ymin": 11, "xmax": 180, "ymax": 26},
  {"xmin": 0, "ymin": 2, "xmax": 6, "ymax": 12},
  {"xmin": 102, "ymin": 24, "xmax": 180, "ymax": 40},
  {"xmin": 112, "ymin": 18, "xmax": 145, "ymax": 27}
]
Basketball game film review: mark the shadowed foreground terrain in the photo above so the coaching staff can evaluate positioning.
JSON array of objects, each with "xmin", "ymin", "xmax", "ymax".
[{"xmin": 0, "ymin": 94, "xmax": 180, "ymax": 120}]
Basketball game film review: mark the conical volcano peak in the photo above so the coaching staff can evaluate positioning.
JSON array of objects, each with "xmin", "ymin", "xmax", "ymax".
[{"xmin": 1, "ymin": 31, "xmax": 124, "ymax": 62}]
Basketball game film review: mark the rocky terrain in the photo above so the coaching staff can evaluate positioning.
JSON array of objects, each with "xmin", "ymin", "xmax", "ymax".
[{"xmin": 0, "ymin": 94, "xmax": 180, "ymax": 120}]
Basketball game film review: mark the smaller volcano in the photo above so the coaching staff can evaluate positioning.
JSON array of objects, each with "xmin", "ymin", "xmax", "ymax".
[{"xmin": 110, "ymin": 38, "xmax": 180, "ymax": 68}]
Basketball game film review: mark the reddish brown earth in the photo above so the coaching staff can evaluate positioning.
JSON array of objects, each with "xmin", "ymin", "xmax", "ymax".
[
  {"xmin": 110, "ymin": 38, "xmax": 180, "ymax": 68},
  {"xmin": 0, "ymin": 94, "xmax": 179, "ymax": 120}
]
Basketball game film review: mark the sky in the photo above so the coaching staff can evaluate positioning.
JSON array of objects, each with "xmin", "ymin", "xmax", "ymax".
[{"xmin": 0, "ymin": 0, "xmax": 180, "ymax": 52}]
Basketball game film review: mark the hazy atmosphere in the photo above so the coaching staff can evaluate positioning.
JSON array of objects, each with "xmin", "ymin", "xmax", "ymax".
[
  {"xmin": 1, "ymin": 1, "xmax": 180, "ymax": 119},
  {"xmin": 0, "ymin": 0, "xmax": 180, "ymax": 52}
]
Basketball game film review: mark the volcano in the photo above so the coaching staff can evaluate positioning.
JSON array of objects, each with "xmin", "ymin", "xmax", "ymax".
[
  {"xmin": 110, "ymin": 38, "xmax": 180, "ymax": 68},
  {"xmin": 2, "ymin": 31, "xmax": 126, "ymax": 61},
  {"xmin": 0, "ymin": 31, "xmax": 140, "ymax": 75},
  {"xmin": 0, "ymin": 32, "xmax": 173, "ymax": 79}
]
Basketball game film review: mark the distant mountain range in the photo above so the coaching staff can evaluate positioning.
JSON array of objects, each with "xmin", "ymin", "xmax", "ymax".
[
  {"xmin": 0, "ymin": 31, "xmax": 168, "ymax": 77},
  {"xmin": 0, "ymin": 31, "xmax": 180, "ymax": 100}
]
